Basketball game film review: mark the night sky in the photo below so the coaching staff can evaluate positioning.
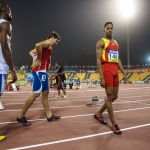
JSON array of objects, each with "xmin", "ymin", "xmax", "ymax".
[{"xmin": 3, "ymin": 0, "xmax": 150, "ymax": 67}]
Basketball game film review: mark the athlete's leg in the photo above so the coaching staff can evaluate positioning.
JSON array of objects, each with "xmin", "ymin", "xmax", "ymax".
[
  {"xmin": 112, "ymin": 87, "xmax": 118, "ymax": 102},
  {"xmin": 105, "ymin": 87, "xmax": 118, "ymax": 124},
  {"xmin": 0, "ymin": 75, "xmax": 7, "ymax": 137},
  {"xmin": 42, "ymin": 74, "xmax": 61, "ymax": 121},
  {"xmin": 96, "ymin": 87, "xmax": 112, "ymax": 113},
  {"xmin": 62, "ymin": 82, "xmax": 66, "ymax": 97},
  {"xmin": 112, "ymin": 73, "xmax": 119, "ymax": 102},
  {"xmin": 63, "ymin": 89, "xmax": 66, "ymax": 95},
  {"xmin": 18, "ymin": 93, "xmax": 40, "ymax": 119},
  {"xmin": 0, "ymin": 93, "xmax": 5, "ymax": 139},
  {"xmin": 111, "ymin": 86, "xmax": 122, "ymax": 134},
  {"xmin": 58, "ymin": 90, "xmax": 61, "ymax": 96},
  {"xmin": 18, "ymin": 72, "xmax": 41, "ymax": 119},
  {"xmin": 62, "ymin": 88, "xmax": 67, "ymax": 99},
  {"xmin": 0, "ymin": 74, "xmax": 7, "ymax": 110},
  {"xmin": 55, "ymin": 89, "xmax": 61, "ymax": 99},
  {"xmin": 96, "ymin": 86, "xmax": 118, "ymax": 116},
  {"xmin": 42, "ymin": 90, "xmax": 52, "ymax": 118},
  {"xmin": 55, "ymin": 83, "xmax": 62, "ymax": 99},
  {"xmin": 95, "ymin": 64, "xmax": 118, "ymax": 124}
]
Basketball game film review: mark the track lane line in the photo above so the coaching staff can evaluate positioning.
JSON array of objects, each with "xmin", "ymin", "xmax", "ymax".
[
  {"xmin": 7, "ymin": 123, "xmax": 150, "ymax": 150},
  {"xmin": 0, "ymin": 106, "xmax": 150, "ymax": 125}
]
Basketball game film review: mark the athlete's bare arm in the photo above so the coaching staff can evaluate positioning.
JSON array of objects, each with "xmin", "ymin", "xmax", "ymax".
[
  {"xmin": 29, "ymin": 49, "xmax": 36, "ymax": 58},
  {"xmin": 0, "ymin": 22, "xmax": 17, "ymax": 83},
  {"xmin": 96, "ymin": 39, "xmax": 105, "ymax": 88},
  {"xmin": 118, "ymin": 58, "xmax": 128, "ymax": 83}
]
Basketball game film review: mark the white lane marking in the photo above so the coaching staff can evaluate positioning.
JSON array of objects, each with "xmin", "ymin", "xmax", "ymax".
[
  {"xmin": 3, "ymin": 95, "xmax": 150, "ymax": 102},
  {"xmin": 1, "ymin": 98, "xmax": 150, "ymax": 112},
  {"xmin": 2, "ymin": 98, "xmax": 126, "ymax": 105},
  {"xmin": 0, "ymin": 105, "xmax": 86, "ymax": 112},
  {"xmin": 7, "ymin": 123, "xmax": 150, "ymax": 150},
  {"xmin": 3, "ymin": 86, "xmax": 150, "ymax": 94},
  {"xmin": 2, "ymin": 90, "xmax": 150, "ymax": 96},
  {"xmin": 0, "ymin": 106, "xmax": 150, "ymax": 125}
]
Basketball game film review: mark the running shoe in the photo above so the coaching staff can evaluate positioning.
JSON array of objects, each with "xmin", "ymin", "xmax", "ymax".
[
  {"xmin": 47, "ymin": 114, "xmax": 61, "ymax": 122},
  {"xmin": 0, "ymin": 135, "xmax": 6, "ymax": 141},
  {"xmin": 111, "ymin": 124, "xmax": 122, "ymax": 135},
  {"xmin": 94, "ymin": 114, "xmax": 107, "ymax": 124},
  {"xmin": 64, "ymin": 95, "xmax": 67, "ymax": 99},
  {"xmin": 17, "ymin": 116, "xmax": 31, "ymax": 126},
  {"xmin": 55, "ymin": 95, "xmax": 61, "ymax": 99}
]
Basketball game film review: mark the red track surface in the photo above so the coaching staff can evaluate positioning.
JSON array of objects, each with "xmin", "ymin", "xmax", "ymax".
[{"xmin": 0, "ymin": 84, "xmax": 150, "ymax": 150}]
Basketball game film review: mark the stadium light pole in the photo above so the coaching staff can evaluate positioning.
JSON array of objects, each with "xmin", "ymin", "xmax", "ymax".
[{"xmin": 119, "ymin": 0, "xmax": 135, "ymax": 69}]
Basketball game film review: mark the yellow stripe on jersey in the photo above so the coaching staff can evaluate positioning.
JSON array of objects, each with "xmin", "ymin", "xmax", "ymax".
[{"xmin": 101, "ymin": 38, "xmax": 110, "ymax": 61}]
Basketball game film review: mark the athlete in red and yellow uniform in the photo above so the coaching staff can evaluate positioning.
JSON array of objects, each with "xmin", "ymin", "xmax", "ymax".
[
  {"xmin": 94, "ymin": 22, "xmax": 127, "ymax": 135},
  {"xmin": 101, "ymin": 38, "xmax": 119, "ymax": 87}
]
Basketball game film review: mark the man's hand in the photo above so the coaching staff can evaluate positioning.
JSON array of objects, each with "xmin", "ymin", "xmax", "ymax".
[
  {"xmin": 32, "ymin": 60, "xmax": 41, "ymax": 68},
  {"xmin": 123, "ymin": 74, "xmax": 128, "ymax": 84},
  {"xmin": 10, "ymin": 70, "xmax": 17, "ymax": 84},
  {"xmin": 100, "ymin": 78, "xmax": 105, "ymax": 88}
]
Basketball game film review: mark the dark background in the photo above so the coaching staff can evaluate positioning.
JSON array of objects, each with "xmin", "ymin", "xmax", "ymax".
[{"xmin": 3, "ymin": 0, "xmax": 150, "ymax": 67}]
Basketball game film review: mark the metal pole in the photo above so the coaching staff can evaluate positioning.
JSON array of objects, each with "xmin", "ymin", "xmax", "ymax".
[{"xmin": 127, "ymin": 18, "xmax": 130, "ymax": 69}]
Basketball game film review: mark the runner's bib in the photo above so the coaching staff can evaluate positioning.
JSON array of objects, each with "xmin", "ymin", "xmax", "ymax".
[{"xmin": 108, "ymin": 50, "xmax": 119, "ymax": 63}]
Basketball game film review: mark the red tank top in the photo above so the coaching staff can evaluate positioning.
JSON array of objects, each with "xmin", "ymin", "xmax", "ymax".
[
  {"xmin": 101, "ymin": 38, "xmax": 119, "ymax": 63},
  {"xmin": 32, "ymin": 47, "xmax": 52, "ymax": 72}
]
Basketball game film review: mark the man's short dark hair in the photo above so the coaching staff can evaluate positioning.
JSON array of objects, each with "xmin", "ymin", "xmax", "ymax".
[
  {"xmin": 56, "ymin": 62, "xmax": 60, "ymax": 66},
  {"xmin": 104, "ymin": 22, "xmax": 113, "ymax": 28},
  {"xmin": 48, "ymin": 31, "xmax": 61, "ymax": 40},
  {"xmin": 0, "ymin": 1, "xmax": 7, "ymax": 13}
]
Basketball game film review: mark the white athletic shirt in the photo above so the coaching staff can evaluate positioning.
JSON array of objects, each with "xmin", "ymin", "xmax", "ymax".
[{"xmin": 0, "ymin": 18, "xmax": 11, "ymax": 74}]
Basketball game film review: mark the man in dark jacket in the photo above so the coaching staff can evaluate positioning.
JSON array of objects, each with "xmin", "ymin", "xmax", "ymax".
[{"xmin": 55, "ymin": 62, "xmax": 67, "ymax": 99}]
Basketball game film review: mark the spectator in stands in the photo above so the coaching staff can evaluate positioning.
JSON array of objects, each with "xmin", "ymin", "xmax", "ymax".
[
  {"xmin": 69, "ymin": 77, "xmax": 74, "ymax": 89},
  {"xmin": 76, "ymin": 77, "xmax": 80, "ymax": 89}
]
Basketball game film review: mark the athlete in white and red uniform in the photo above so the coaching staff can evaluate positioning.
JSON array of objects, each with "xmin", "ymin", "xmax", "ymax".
[
  {"xmin": 0, "ymin": 1, "xmax": 17, "ymax": 141},
  {"xmin": 17, "ymin": 31, "xmax": 61, "ymax": 126},
  {"xmin": 31, "ymin": 47, "xmax": 52, "ymax": 93}
]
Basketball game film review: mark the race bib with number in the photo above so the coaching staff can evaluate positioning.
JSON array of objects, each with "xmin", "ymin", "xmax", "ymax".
[
  {"xmin": 108, "ymin": 50, "xmax": 119, "ymax": 63},
  {"xmin": 42, "ymin": 75, "xmax": 46, "ymax": 81}
]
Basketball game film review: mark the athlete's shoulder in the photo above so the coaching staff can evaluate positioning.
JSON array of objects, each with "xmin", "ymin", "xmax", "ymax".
[
  {"xmin": 96, "ymin": 38, "xmax": 105, "ymax": 48},
  {"xmin": 35, "ymin": 39, "xmax": 51, "ymax": 48},
  {"xmin": 0, "ymin": 20, "xmax": 10, "ymax": 30},
  {"xmin": 0, "ymin": 20, "xmax": 11, "ymax": 38},
  {"xmin": 101, "ymin": 37, "xmax": 110, "ymax": 43},
  {"xmin": 113, "ymin": 39, "xmax": 119, "ymax": 45}
]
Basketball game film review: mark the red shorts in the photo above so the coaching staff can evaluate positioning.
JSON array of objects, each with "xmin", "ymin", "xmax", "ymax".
[{"xmin": 102, "ymin": 63, "xmax": 119, "ymax": 87}]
